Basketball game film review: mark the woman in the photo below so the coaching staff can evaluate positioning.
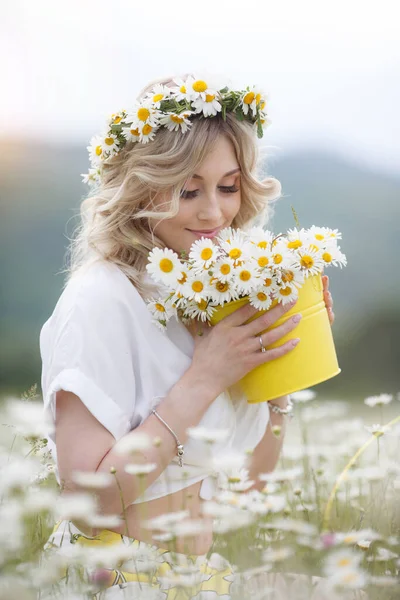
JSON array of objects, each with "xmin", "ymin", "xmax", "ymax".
[{"xmin": 40, "ymin": 73, "xmax": 335, "ymax": 599}]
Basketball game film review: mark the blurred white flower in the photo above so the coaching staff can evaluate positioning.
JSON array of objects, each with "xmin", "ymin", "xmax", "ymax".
[
  {"xmin": 114, "ymin": 432, "xmax": 152, "ymax": 454},
  {"xmin": 56, "ymin": 492, "xmax": 97, "ymax": 520},
  {"xmin": 211, "ymin": 449, "xmax": 250, "ymax": 472},
  {"xmin": 124, "ymin": 462, "xmax": 157, "ymax": 475},
  {"xmin": 259, "ymin": 466, "xmax": 303, "ymax": 483},
  {"xmin": 364, "ymin": 393, "xmax": 393, "ymax": 407},
  {"xmin": 0, "ymin": 457, "xmax": 42, "ymax": 494},
  {"xmin": 366, "ymin": 547, "xmax": 398, "ymax": 562},
  {"xmin": 336, "ymin": 528, "xmax": 381, "ymax": 545},
  {"xmin": 365, "ymin": 423, "xmax": 389, "ymax": 435},
  {"xmin": 259, "ymin": 518, "xmax": 317, "ymax": 536},
  {"xmin": 142, "ymin": 510, "xmax": 190, "ymax": 530},
  {"xmin": 327, "ymin": 567, "xmax": 367, "ymax": 589},
  {"xmin": 186, "ymin": 426, "xmax": 230, "ymax": 443},
  {"xmin": 87, "ymin": 514, "xmax": 124, "ymax": 529},
  {"xmin": 5, "ymin": 398, "xmax": 54, "ymax": 439},
  {"xmin": 71, "ymin": 470, "xmax": 114, "ymax": 488},
  {"xmin": 291, "ymin": 389, "xmax": 316, "ymax": 403},
  {"xmin": 217, "ymin": 467, "xmax": 255, "ymax": 492},
  {"xmin": 323, "ymin": 548, "xmax": 362, "ymax": 576},
  {"xmin": 262, "ymin": 546, "xmax": 294, "ymax": 563},
  {"xmin": 213, "ymin": 510, "xmax": 255, "ymax": 533}
]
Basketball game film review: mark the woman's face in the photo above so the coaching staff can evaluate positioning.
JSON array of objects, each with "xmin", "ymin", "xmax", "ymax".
[{"xmin": 151, "ymin": 135, "xmax": 241, "ymax": 255}]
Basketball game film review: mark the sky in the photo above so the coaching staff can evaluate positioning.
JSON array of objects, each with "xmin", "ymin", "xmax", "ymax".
[{"xmin": 2, "ymin": 0, "xmax": 399, "ymax": 176}]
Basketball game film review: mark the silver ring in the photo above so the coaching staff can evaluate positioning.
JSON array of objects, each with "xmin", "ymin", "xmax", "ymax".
[{"xmin": 259, "ymin": 335, "xmax": 266, "ymax": 353}]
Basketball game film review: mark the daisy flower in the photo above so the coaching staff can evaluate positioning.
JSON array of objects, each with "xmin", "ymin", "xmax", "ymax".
[
  {"xmin": 327, "ymin": 568, "xmax": 367, "ymax": 590},
  {"xmin": 283, "ymin": 227, "xmax": 309, "ymax": 252},
  {"xmin": 323, "ymin": 548, "xmax": 362, "ymax": 577},
  {"xmin": 81, "ymin": 167, "xmax": 101, "ymax": 186},
  {"xmin": 241, "ymin": 86, "xmax": 268, "ymax": 117},
  {"xmin": 248, "ymin": 226, "xmax": 274, "ymax": 250},
  {"xmin": 192, "ymin": 92, "xmax": 222, "ymax": 117},
  {"xmin": 212, "ymin": 257, "xmax": 236, "ymax": 283},
  {"xmin": 275, "ymin": 284, "xmax": 298, "ymax": 306},
  {"xmin": 146, "ymin": 247, "xmax": 184, "ymax": 286},
  {"xmin": 309, "ymin": 225, "xmax": 342, "ymax": 245},
  {"xmin": 138, "ymin": 122, "xmax": 159, "ymax": 144},
  {"xmin": 209, "ymin": 278, "xmax": 238, "ymax": 305},
  {"xmin": 171, "ymin": 75, "xmax": 195, "ymax": 102},
  {"xmin": 289, "ymin": 246, "xmax": 325, "ymax": 278},
  {"xmin": 87, "ymin": 134, "xmax": 105, "ymax": 165},
  {"xmin": 232, "ymin": 261, "xmax": 261, "ymax": 294},
  {"xmin": 189, "ymin": 237, "xmax": 219, "ymax": 270},
  {"xmin": 121, "ymin": 124, "xmax": 140, "ymax": 143},
  {"xmin": 183, "ymin": 298, "xmax": 218, "ymax": 323},
  {"xmin": 159, "ymin": 111, "xmax": 194, "ymax": 133},
  {"xmin": 248, "ymin": 288, "xmax": 273, "ymax": 311},
  {"xmin": 186, "ymin": 77, "xmax": 217, "ymax": 102},
  {"xmin": 251, "ymin": 245, "xmax": 274, "ymax": 270},
  {"xmin": 279, "ymin": 267, "xmax": 305, "ymax": 290},
  {"xmin": 218, "ymin": 229, "xmax": 252, "ymax": 265},
  {"xmin": 181, "ymin": 272, "xmax": 211, "ymax": 302},
  {"xmin": 100, "ymin": 133, "xmax": 120, "ymax": 157},
  {"xmin": 144, "ymin": 83, "xmax": 172, "ymax": 108},
  {"xmin": 147, "ymin": 297, "xmax": 176, "ymax": 326},
  {"xmin": 270, "ymin": 238, "xmax": 296, "ymax": 270},
  {"xmin": 107, "ymin": 109, "xmax": 127, "ymax": 126},
  {"xmin": 321, "ymin": 246, "xmax": 347, "ymax": 269},
  {"xmin": 126, "ymin": 100, "xmax": 160, "ymax": 129},
  {"xmin": 364, "ymin": 393, "xmax": 393, "ymax": 407}
]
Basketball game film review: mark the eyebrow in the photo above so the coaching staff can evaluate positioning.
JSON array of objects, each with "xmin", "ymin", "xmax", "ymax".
[{"xmin": 191, "ymin": 167, "xmax": 241, "ymax": 180}]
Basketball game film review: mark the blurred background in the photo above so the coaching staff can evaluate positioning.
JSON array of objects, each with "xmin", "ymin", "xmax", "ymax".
[{"xmin": 0, "ymin": 0, "xmax": 399, "ymax": 403}]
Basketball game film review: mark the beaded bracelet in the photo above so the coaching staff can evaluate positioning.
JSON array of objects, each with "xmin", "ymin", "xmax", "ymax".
[{"xmin": 268, "ymin": 395, "xmax": 294, "ymax": 419}]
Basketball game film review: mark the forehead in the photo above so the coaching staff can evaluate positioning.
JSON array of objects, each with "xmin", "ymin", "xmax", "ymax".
[{"xmin": 190, "ymin": 135, "xmax": 240, "ymax": 179}]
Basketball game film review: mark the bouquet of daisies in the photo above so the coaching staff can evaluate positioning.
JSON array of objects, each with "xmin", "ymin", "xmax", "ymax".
[{"xmin": 145, "ymin": 225, "xmax": 346, "ymax": 331}]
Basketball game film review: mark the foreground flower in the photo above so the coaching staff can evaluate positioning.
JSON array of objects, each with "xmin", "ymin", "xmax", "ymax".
[{"xmin": 364, "ymin": 393, "xmax": 393, "ymax": 407}]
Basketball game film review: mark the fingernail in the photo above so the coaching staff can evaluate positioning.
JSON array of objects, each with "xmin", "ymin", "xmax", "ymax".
[{"xmin": 292, "ymin": 314, "xmax": 302, "ymax": 323}]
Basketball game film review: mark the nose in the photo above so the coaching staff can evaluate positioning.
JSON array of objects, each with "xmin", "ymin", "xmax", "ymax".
[{"xmin": 197, "ymin": 191, "xmax": 223, "ymax": 222}]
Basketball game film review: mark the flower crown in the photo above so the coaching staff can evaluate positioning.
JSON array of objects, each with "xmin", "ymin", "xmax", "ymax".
[{"xmin": 81, "ymin": 75, "xmax": 271, "ymax": 187}]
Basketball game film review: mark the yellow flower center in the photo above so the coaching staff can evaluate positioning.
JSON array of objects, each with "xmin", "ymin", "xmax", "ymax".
[
  {"xmin": 153, "ymin": 93, "xmax": 164, "ymax": 102},
  {"xmin": 216, "ymin": 282, "xmax": 229, "ymax": 292},
  {"xmin": 228, "ymin": 477, "xmax": 241, "ymax": 483},
  {"xmin": 244, "ymin": 92, "xmax": 255, "ymax": 104},
  {"xmin": 239, "ymin": 270, "xmax": 251, "ymax": 281},
  {"xmin": 220, "ymin": 263, "xmax": 231, "ymax": 275},
  {"xmin": 177, "ymin": 272, "xmax": 187, "ymax": 285},
  {"xmin": 338, "ymin": 558, "xmax": 351, "ymax": 568},
  {"xmin": 155, "ymin": 303, "xmax": 165, "ymax": 313},
  {"xmin": 142, "ymin": 124, "xmax": 153, "ymax": 135},
  {"xmin": 197, "ymin": 299, "xmax": 208, "ymax": 310},
  {"xmin": 255, "ymin": 93, "xmax": 261, "ymax": 105},
  {"xmin": 159, "ymin": 258, "xmax": 174, "ymax": 273},
  {"xmin": 180, "ymin": 85, "xmax": 186, "ymax": 93},
  {"xmin": 200, "ymin": 248, "xmax": 213, "ymax": 260},
  {"xmin": 310, "ymin": 244, "xmax": 319, "ymax": 252},
  {"xmin": 205, "ymin": 94, "xmax": 215, "ymax": 102},
  {"xmin": 229, "ymin": 248, "xmax": 242, "ymax": 260},
  {"xmin": 137, "ymin": 107, "xmax": 150, "ymax": 121},
  {"xmin": 273, "ymin": 254, "xmax": 283, "ymax": 264},
  {"xmin": 288, "ymin": 240, "xmax": 302, "ymax": 249},
  {"xmin": 130, "ymin": 128, "xmax": 139, "ymax": 136},
  {"xmin": 113, "ymin": 116, "xmax": 122, "ymax": 124},
  {"xmin": 315, "ymin": 234, "xmax": 324, "ymax": 240},
  {"xmin": 171, "ymin": 115, "xmax": 184, "ymax": 123},
  {"xmin": 300, "ymin": 255, "xmax": 314, "ymax": 269},
  {"xmin": 322, "ymin": 252, "xmax": 332, "ymax": 263},
  {"xmin": 282, "ymin": 271, "xmax": 294, "ymax": 282},
  {"xmin": 280, "ymin": 287, "xmax": 292, "ymax": 297},
  {"xmin": 192, "ymin": 281, "xmax": 204, "ymax": 293},
  {"xmin": 258, "ymin": 241, "xmax": 267, "ymax": 249},
  {"xmin": 257, "ymin": 256, "xmax": 269, "ymax": 267},
  {"xmin": 264, "ymin": 277, "xmax": 272, "ymax": 287},
  {"xmin": 260, "ymin": 100, "xmax": 266, "ymax": 110},
  {"xmin": 193, "ymin": 80, "xmax": 208, "ymax": 93},
  {"xmin": 95, "ymin": 145, "xmax": 102, "ymax": 156},
  {"xmin": 257, "ymin": 292, "xmax": 267, "ymax": 301},
  {"xmin": 105, "ymin": 137, "xmax": 115, "ymax": 146}
]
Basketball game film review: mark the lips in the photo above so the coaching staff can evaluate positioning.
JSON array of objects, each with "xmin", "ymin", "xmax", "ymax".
[{"xmin": 187, "ymin": 227, "xmax": 222, "ymax": 237}]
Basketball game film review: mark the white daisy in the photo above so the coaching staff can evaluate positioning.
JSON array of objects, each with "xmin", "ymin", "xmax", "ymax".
[
  {"xmin": 209, "ymin": 278, "xmax": 239, "ymax": 305},
  {"xmin": 211, "ymin": 257, "xmax": 236, "ymax": 283},
  {"xmin": 171, "ymin": 75, "xmax": 195, "ymax": 102},
  {"xmin": 279, "ymin": 267, "xmax": 305, "ymax": 290},
  {"xmin": 251, "ymin": 245, "xmax": 274, "ymax": 271},
  {"xmin": 124, "ymin": 463, "xmax": 157, "ymax": 475},
  {"xmin": 144, "ymin": 83, "xmax": 172, "ymax": 108},
  {"xmin": 181, "ymin": 272, "xmax": 211, "ymax": 302},
  {"xmin": 241, "ymin": 86, "xmax": 268, "ymax": 117},
  {"xmin": 270, "ymin": 237, "xmax": 295, "ymax": 270},
  {"xmin": 309, "ymin": 225, "xmax": 342, "ymax": 245},
  {"xmin": 259, "ymin": 269, "xmax": 280, "ymax": 296},
  {"xmin": 107, "ymin": 110, "xmax": 127, "ymax": 126},
  {"xmin": 183, "ymin": 298, "xmax": 218, "ymax": 323},
  {"xmin": 364, "ymin": 393, "xmax": 393, "ymax": 407},
  {"xmin": 323, "ymin": 548, "xmax": 362, "ymax": 577},
  {"xmin": 81, "ymin": 167, "xmax": 101, "ymax": 186},
  {"xmin": 327, "ymin": 568, "xmax": 367, "ymax": 589},
  {"xmin": 232, "ymin": 261, "xmax": 261, "ymax": 294},
  {"xmin": 146, "ymin": 247, "xmax": 184, "ymax": 286},
  {"xmin": 219, "ymin": 229, "xmax": 252, "ymax": 265},
  {"xmin": 189, "ymin": 237, "xmax": 219, "ymax": 269},
  {"xmin": 186, "ymin": 77, "xmax": 216, "ymax": 102},
  {"xmin": 248, "ymin": 288, "xmax": 273, "ymax": 311},
  {"xmin": 283, "ymin": 227, "xmax": 310, "ymax": 252},
  {"xmin": 218, "ymin": 468, "xmax": 255, "ymax": 492},
  {"xmin": 121, "ymin": 124, "xmax": 140, "ymax": 143},
  {"xmin": 186, "ymin": 426, "xmax": 230, "ymax": 443},
  {"xmin": 191, "ymin": 92, "xmax": 222, "ymax": 117},
  {"xmin": 147, "ymin": 297, "xmax": 176, "ymax": 325},
  {"xmin": 87, "ymin": 134, "xmax": 105, "ymax": 165},
  {"xmin": 320, "ymin": 246, "xmax": 347, "ymax": 269},
  {"xmin": 248, "ymin": 226, "xmax": 274, "ymax": 250},
  {"xmin": 159, "ymin": 111, "xmax": 194, "ymax": 133},
  {"xmin": 100, "ymin": 133, "xmax": 120, "ymax": 157},
  {"xmin": 289, "ymin": 246, "xmax": 325, "ymax": 278},
  {"xmin": 126, "ymin": 100, "xmax": 160, "ymax": 129},
  {"xmin": 138, "ymin": 122, "xmax": 159, "ymax": 144}
]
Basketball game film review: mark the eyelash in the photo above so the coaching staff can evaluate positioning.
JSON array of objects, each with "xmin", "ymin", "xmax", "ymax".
[{"xmin": 180, "ymin": 185, "xmax": 240, "ymax": 199}]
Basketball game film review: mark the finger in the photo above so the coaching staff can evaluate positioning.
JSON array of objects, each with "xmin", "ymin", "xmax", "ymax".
[
  {"xmin": 243, "ymin": 298, "xmax": 298, "ymax": 338},
  {"xmin": 253, "ymin": 337, "xmax": 300, "ymax": 367},
  {"xmin": 256, "ymin": 312, "xmax": 301, "ymax": 350},
  {"xmin": 217, "ymin": 299, "xmax": 260, "ymax": 328}
]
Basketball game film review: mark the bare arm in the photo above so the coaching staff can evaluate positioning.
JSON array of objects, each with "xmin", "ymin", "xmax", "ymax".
[{"xmin": 56, "ymin": 364, "xmax": 218, "ymax": 515}]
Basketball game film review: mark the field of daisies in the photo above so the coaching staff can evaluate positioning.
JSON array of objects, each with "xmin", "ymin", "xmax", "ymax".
[{"xmin": 0, "ymin": 385, "xmax": 399, "ymax": 599}]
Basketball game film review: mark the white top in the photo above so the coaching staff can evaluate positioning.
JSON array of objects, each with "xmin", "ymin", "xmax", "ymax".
[{"xmin": 39, "ymin": 259, "xmax": 270, "ymax": 504}]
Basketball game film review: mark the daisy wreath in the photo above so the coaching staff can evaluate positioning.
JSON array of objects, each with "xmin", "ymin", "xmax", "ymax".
[{"xmin": 82, "ymin": 75, "xmax": 271, "ymax": 187}]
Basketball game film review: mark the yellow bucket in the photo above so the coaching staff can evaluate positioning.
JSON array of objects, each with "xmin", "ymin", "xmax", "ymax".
[{"xmin": 209, "ymin": 272, "xmax": 341, "ymax": 403}]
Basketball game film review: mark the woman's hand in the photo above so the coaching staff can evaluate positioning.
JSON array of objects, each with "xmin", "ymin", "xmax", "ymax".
[
  {"xmin": 190, "ymin": 298, "xmax": 302, "ymax": 398},
  {"xmin": 322, "ymin": 273, "xmax": 335, "ymax": 326}
]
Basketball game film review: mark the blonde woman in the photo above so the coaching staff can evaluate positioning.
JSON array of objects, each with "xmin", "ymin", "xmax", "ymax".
[{"xmin": 40, "ymin": 73, "xmax": 336, "ymax": 599}]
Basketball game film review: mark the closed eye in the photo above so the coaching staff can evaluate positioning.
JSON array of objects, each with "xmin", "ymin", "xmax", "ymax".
[{"xmin": 180, "ymin": 185, "xmax": 240, "ymax": 199}]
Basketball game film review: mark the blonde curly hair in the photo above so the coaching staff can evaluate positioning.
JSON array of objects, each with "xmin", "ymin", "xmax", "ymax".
[{"xmin": 63, "ymin": 73, "xmax": 282, "ymax": 300}]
